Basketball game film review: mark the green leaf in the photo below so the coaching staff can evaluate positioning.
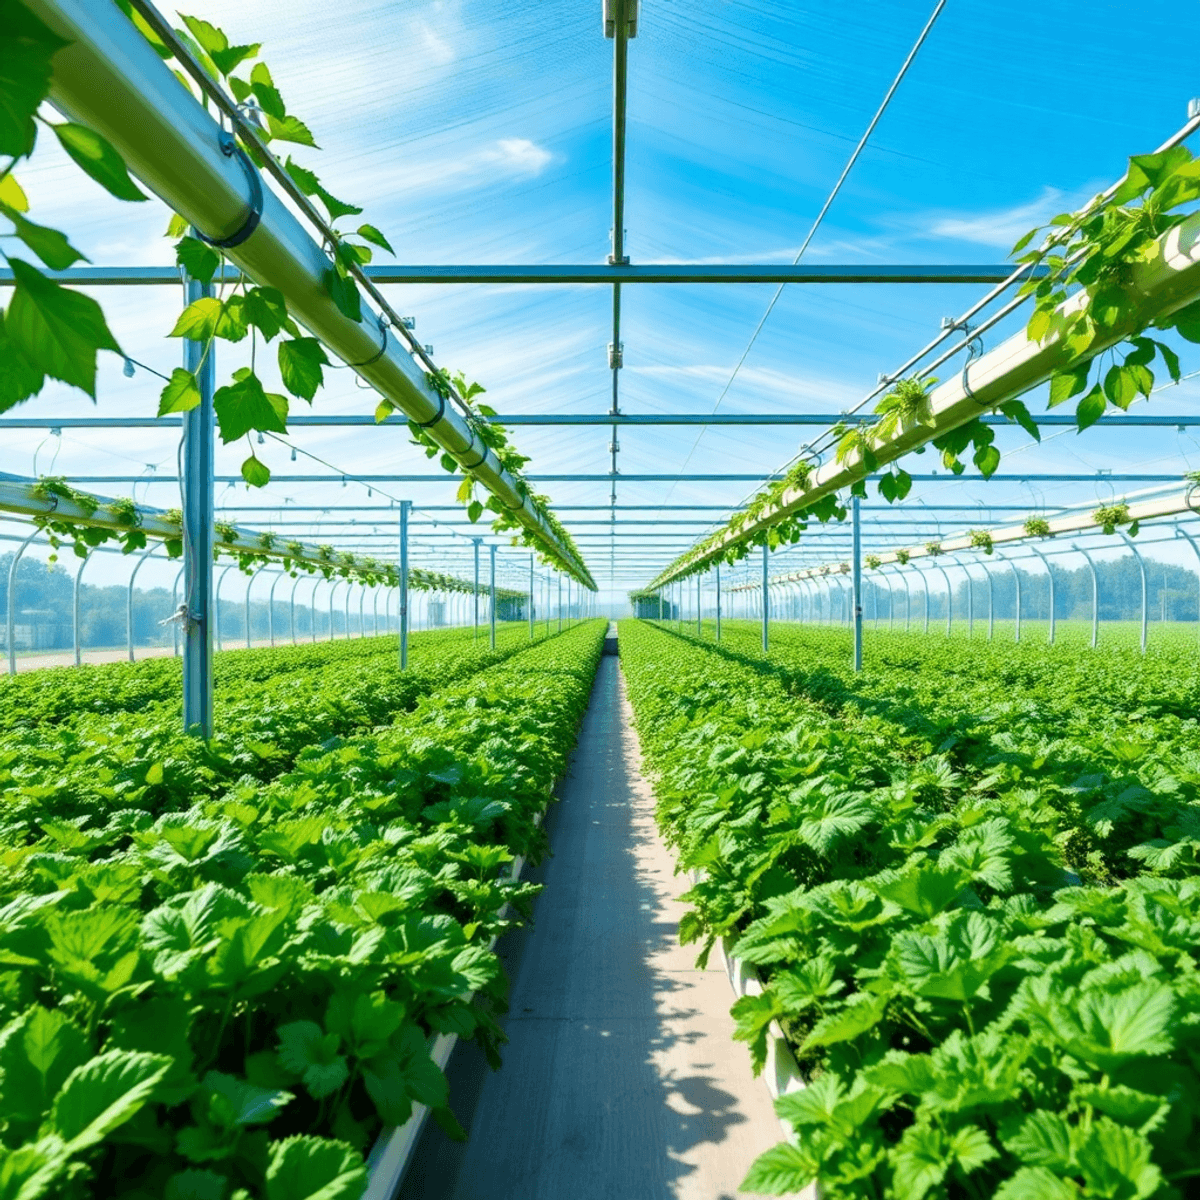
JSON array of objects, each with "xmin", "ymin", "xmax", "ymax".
[
  {"xmin": 168, "ymin": 296, "xmax": 247, "ymax": 343},
  {"xmin": 0, "ymin": 306, "xmax": 46, "ymax": 412},
  {"xmin": 0, "ymin": 2, "xmax": 68, "ymax": 157},
  {"xmin": 50, "ymin": 123, "xmax": 148, "ymax": 202},
  {"xmin": 973, "ymin": 444, "xmax": 1001, "ymax": 479},
  {"xmin": 0, "ymin": 1136, "xmax": 69, "ymax": 1200},
  {"xmin": 264, "ymin": 1136, "xmax": 366, "ymax": 1200},
  {"xmin": 158, "ymin": 368, "xmax": 202, "ymax": 416},
  {"xmin": 999, "ymin": 398, "xmax": 1041, "ymax": 442},
  {"xmin": 175, "ymin": 237, "xmax": 220, "ymax": 285},
  {"xmin": 5, "ymin": 257, "xmax": 121, "ymax": 397},
  {"xmin": 1077, "ymin": 1119, "xmax": 1161, "ymax": 1200},
  {"xmin": 994, "ymin": 1167, "xmax": 1078, "ymax": 1200},
  {"xmin": 241, "ymin": 454, "xmax": 270, "ymax": 488},
  {"xmin": 1103, "ymin": 364, "xmax": 1141, "ymax": 410},
  {"xmin": 266, "ymin": 114, "xmax": 318, "ymax": 148},
  {"xmin": 467, "ymin": 500, "xmax": 484, "ymax": 523},
  {"xmin": 213, "ymin": 371, "xmax": 288, "ymax": 443},
  {"xmin": 1075, "ymin": 384, "xmax": 1106, "ymax": 431},
  {"xmin": 275, "ymin": 1022, "xmax": 347, "ymax": 1100},
  {"xmin": 209, "ymin": 44, "xmax": 260, "ymax": 79},
  {"xmin": 1048, "ymin": 363, "xmax": 1089, "ymax": 408},
  {"xmin": 200, "ymin": 1071, "xmax": 291, "ymax": 1128},
  {"xmin": 276, "ymin": 336, "xmax": 329, "ymax": 401},
  {"xmin": 49, "ymin": 1049, "xmax": 172, "ymax": 1152},
  {"xmin": 1, "ymin": 206, "xmax": 86, "ymax": 270},
  {"xmin": 241, "ymin": 287, "xmax": 288, "ymax": 341},
  {"xmin": 801, "ymin": 991, "xmax": 889, "ymax": 1050},
  {"xmin": 325, "ymin": 269, "xmax": 361, "ymax": 322},
  {"xmin": 282, "ymin": 158, "xmax": 361, "ymax": 221},
  {"xmin": 1171, "ymin": 299, "xmax": 1200, "ymax": 343},
  {"xmin": 740, "ymin": 1142, "xmax": 815, "ymax": 1195},
  {"xmin": 356, "ymin": 224, "xmax": 394, "ymax": 255},
  {"xmin": 0, "ymin": 174, "xmax": 29, "ymax": 212},
  {"xmin": 0, "ymin": 1007, "xmax": 90, "ymax": 1130},
  {"xmin": 1153, "ymin": 340, "xmax": 1181, "ymax": 383}
]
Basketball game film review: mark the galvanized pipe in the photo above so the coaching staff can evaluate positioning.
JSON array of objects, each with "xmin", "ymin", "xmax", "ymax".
[
  {"xmin": 127, "ymin": 544, "xmax": 157, "ymax": 662},
  {"xmin": 1119, "ymin": 532, "xmax": 1149, "ymax": 652}
]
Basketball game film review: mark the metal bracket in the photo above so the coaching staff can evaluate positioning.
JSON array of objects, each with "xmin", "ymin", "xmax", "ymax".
[{"xmin": 194, "ymin": 131, "xmax": 264, "ymax": 249}]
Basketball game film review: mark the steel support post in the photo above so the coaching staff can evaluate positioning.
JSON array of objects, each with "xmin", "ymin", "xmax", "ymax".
[
  {"xmin": 964, "ymin": 562, "xmax": 973, "ymax": 637},
  {"xmin": 268, "ymin": 571, "xmax": 284, "ymax": 647},
  {"xmin": 373, "ymin": 585, "xmax": 379, "ymax": 637},
  {"xmin": 528, "ymin": 555, "xmax": 535, "ymax": 639},
  {"xmin": 127, "ymin": 544, "xmax": 156, "ymax": 662},
  {"xmin": 181, "ymin": 274, "xmax": 215, "ymax": 736},
  {"xmin": 935, "ymin": 564, "xmax": 953, "ymax": 636},
  {"xmin": 999, "ymin": 554, "xmax": 1021, "ymax": 642},
  {"xmin": 976, "ymin": 558, "xmax": 994, "ymax": 641},
  {"xmin": 1028, "ymin": 545, "xmax": 1056, "ymax": 645},
  {"xmin": 309, "ymin": 578, "xmax": 320, "ymax": 642},
  {"xmin": 245, "ymin": 565, "xmax": 264, "ymax": 649},
  {"xmin": 489, "ymin": 545, "xmax": 497, "ymax": 650},
  {"xmin": 913, "ymin": 566, "xmax": 931, "ymax": 634},
  {"xmin": 472, "ymin": 538, "xmax": 481, "ymax": 641},
  {"xmin": 328, "ymin": 580, "xmax": 341, "ymax": 642},
  {"xmin": 399, "ymin": 501, "xmax": 410, "ymax": 670},
  {"xmin": 171, "ymin": 566, "xmax": 183, "ymax": 658},
  {"xmin": 1119, "ymin": 532, "xmax": 1149, "ymax": 652},
  {"xmin": 761, "ymin": 543, "xmax": 770, "ymax": 653},
  {"xmin": 852, "ymin": 495, "xmax": 863, "ymax": 672},
  {"xmin": 343, "ymin": 582, "xmax": 351, "ymax": 641},
  {"xmin": 74, "ymin": 551, "xmax": 92, "ymax": 667},
  {"xmin": 558, "ymin": 574, "xmax": 562, "ymax": 633}
]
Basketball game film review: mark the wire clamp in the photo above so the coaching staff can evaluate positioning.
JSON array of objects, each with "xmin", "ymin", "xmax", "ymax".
[
  {"xmin": 348, "ymin": 319, "xmax": 389, "ymax": 368},
  {"xmin": 195, "ymin": 131, "xmax": 264, "ymax": 249}
]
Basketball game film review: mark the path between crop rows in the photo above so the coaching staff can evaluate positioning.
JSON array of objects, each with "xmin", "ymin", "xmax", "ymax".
[{"xmin": 400, "ymin": 639, "xmax": 783, "ymax": 1200}]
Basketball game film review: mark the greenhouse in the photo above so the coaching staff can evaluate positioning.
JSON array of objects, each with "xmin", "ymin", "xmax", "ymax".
[{"xmin": 3, "ymin": 0, "xmax": 1200, "ymax": 1196}]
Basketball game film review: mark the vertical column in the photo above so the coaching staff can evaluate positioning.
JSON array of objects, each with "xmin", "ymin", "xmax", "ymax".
[
  {"xmin": 182, "ymin": 275, "xmax": 215, "ymax": 737},
  {"xmin": 473, "ymin": 537, "xmax": 481, "ymax": 641},
  {"xmin": 696, "ymin": 572, "xmax": 701, "ymax": 636},
  {"xmin": 398, "ymin": 500, "xmax": 410, "ymax": 670},
  {"xmin": 529, "ymin": 554, "xmax": 535, "ymax": 640},
  {"xmin": 761, "ymin": 542, "xmax": 769, "ymax": 653},
  {"xmin": 852, "ymin": 494, "xmax": 863, "ymax": 672},
  {"xmin": 489, "ymin": 544, "xmax": 497, "ymax": 650},
  {"xmin": 558, "ymin": 574, "xmax": 562, "ymax": 633}
]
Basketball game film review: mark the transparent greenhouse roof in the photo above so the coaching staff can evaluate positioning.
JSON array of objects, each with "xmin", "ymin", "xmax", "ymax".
[{"xmin": 6, "ymin": 0, "xmax": 1200, "ymax": 604}]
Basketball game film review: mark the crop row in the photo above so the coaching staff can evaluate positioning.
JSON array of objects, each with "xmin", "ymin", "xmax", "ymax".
[
  {"xmin": 0, "ymin": 619, "xmax": 606, "ymax": 1199},
  {"xmin": 2, "ymin": 625, "xmax": 564, "ymax": 823},
  {"xmin": 620, "ymin": 619, "xmax": 1200, "ymax": 1200},
  {"xmin": 0, "ymin": 624, "xmax": 535, "ymax": 734}
]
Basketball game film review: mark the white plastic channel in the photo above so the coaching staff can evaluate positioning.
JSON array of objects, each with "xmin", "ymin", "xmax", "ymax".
[
  {"xmin": 26, "ymin": 0, "xmax": 593, "ymax": 589},
  {"xmin": 650, "ymin": 211, "xmax": 1200, "ymax": 589},
  {"xmin": 689, "ymin": 870, "xmax": 817, "ymax": 1200},
  {"xmin": 753, "ymin": 485, "xmax": 1200, "ymax": 586},
  {"xmin": 362, "ymin": 820, "xmax": 544, "ymax": 1198}
]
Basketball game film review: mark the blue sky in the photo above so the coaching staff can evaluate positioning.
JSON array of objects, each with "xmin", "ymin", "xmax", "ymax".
[{"xmin": 7, "ymin": 0, "xmax": 1200, "ymax": 603}]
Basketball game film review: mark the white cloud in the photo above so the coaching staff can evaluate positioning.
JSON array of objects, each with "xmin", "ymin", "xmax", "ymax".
[
  {"xmin": 481, "ymin": 138, "xmax": 552, "ymax": 175},
  {"xmin": 925, "ymin": 188, "xmax": 1068, "ymax": 249},
  {"xmin": 418, "ymin": 21, "xmax": 456, "ymax": 66}
]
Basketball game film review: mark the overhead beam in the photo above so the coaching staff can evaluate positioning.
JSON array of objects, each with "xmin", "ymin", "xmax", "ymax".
[
  {"xmin": 16, "ymin": 473, "xmax": 1186, "ymax": 485},
  {"xmin": 0, "ymin": 264, "xmax": 1047, "ymax": 287}
]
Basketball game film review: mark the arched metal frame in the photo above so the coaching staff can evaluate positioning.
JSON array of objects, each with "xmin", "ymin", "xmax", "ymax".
[
  {"xmin": 74, "ymin": 551, "xmax": 95, "ymax": 667},
  {"xmin": 1174, "ymin": 523, "xmax": 1200, "ymax": 642},
  {"xmin": 171, "ymin": 564, "xmax": 184, "ymax": 658},
  {"xmin": 126, "ymin": 544, "xmax": 158, "ymax": 663},
  {"xmin": 289, "ymin": 574, "xmax": 303, "ymax": 645},
  {"xmin": 245, "ymin": 563, "xmax": 265, "ymax": 650},
  {"xmin": 996, "ymin": 551, "xmax": 1021, "ymax": 642},
  {"xmin": 268, "ymin": 569, "xmax": 286, "ymax": 647},
  {"xmin": 215, "ymin": 563, "xmax": 237, "ymax": 652},
  {"xmin": 972, "ymin": 555, "xmax": 995, "ymax": 641},
  {"xmin": 328, "ymin": 579, "xmax": 344, "ymax": 642},
  {"xmin": 1073, "ymin": 542, "xmax": 1101, "ymax": 648},
  {"xmin": 308, "ymin": 576, "xmax": 322, "ymax": 643},
  {"xmin": 1118, "ymin": 531, "xmax": 1149, "ymax": 653},
  {"xmin": 1027, "ymin": 544, "xmax": 1056, "ymax": 645},
  {"xmin": 6, "ymin": 528, "xmax": 41, "ymax": 675}
]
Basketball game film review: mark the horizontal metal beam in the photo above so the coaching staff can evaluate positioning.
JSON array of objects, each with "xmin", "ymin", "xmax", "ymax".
[
  {"xmin": 22, "ymin": 473, "xmax": 1187, "ymax": 485},
  {"xmin": 0, "ymin": 263, "xmax": 1044, "ymax": 287},
  {"xmin": 7, "ymin": 411, "xmax": 1199, "ymax": 429}
]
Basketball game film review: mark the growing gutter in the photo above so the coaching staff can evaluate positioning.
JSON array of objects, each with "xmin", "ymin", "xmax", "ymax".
[{"xmin": 26, "ymin": 0, "xmax": 594, "ymax": 590}]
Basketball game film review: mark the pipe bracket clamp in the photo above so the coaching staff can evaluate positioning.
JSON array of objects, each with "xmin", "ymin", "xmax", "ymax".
[
  {"xmin": 348, "ymin": 324, "xmax": 389, "ymax": 368},
  {"xmin": 411, "ymin": 396, "xmax": 446, "ymax": 429},
  {"xmin": 196, "ymin": 132, "xmax": 264, "ymax": 249}
]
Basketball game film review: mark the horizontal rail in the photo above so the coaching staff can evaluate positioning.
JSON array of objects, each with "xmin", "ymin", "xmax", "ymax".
[
  {"xmin": 5, "ymin": 411, "xmax": 1199, "ymax": 429},
  {"xmin": 12, "ymin": 473, "xmax": 1188, "ymax": 485},
  {"xmin": 0, "ymin": 263, "xmax": 1045, "ymax": 287}
]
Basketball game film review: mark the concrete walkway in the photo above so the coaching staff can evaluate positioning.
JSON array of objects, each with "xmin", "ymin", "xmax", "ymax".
[{"xmin": 399, "ymin": 651, "xmax": 784, "ymax": 1200}]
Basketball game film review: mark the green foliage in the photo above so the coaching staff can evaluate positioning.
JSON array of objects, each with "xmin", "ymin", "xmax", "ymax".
[
  {"xmin": 1024, "ymin": 516, "xmax": 1053, "ymax": 538},
  {"xmin": 969, "ymin": 529, "xmax": 994, "ymax": 554},
  {"xmin": 1093, "ymin": 502, "xmax": 1133, "ymax": 536},
  {"xmin": 0, "ymin": 621, "xmax": 607, "ymax": 1193},
  {"xmin": 621, "ymin": 618, "xmax": 1200, "ymax": 1200}
]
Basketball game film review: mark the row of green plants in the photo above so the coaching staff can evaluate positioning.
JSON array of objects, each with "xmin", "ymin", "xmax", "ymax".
[
  {"xmin": 621, "ymin": 619, "xmax": 1200, "ymax": 1199},
  {"xmin": 0, "ymin": 623, "xmax": 533, "ymax": 734},
  {"xmin": 0, "ymin": 618, "xmax": 605, "ymax": 1199},
  {"xmin": 1, "ymin": 625, "xmax": 556, "ymax": 807}
]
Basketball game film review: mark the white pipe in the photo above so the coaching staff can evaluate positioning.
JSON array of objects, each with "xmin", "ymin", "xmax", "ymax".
[{"xmin": 28, "ymin": 0, "xmax": 592, "ymax": 589}]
